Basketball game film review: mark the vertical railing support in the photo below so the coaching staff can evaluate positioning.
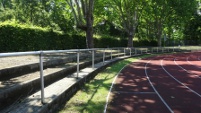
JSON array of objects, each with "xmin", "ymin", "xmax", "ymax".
[
  {"xmin": 103, "ymin": 49, "xmax": 105, "ymax": 65},
  {"xmin": 77, "ymin": 49, "xmax": 80, "ymax": 78},
  {"xmin": 111, "ymin": 49, "xmax": 113, "ymax": 60},
  {"xmin": 130, "ymin": 48, "xmax": 131, "ymax": 56},
  {"xmin": 118, "ymin": 49, "xmax": 120, "ymax": 57},
  {"xmin": 39, "ymin": 51, "xmax": 45, "ymax": 104},
  {"xmin": 92, "ymin": 50, "xmax": 94, "ymax": 69},
  {"xmin": 135, "ymin": 48, "xmax": 137, "ymax": 55},
  {"xmin": 157, "ymin": 47, "xmax": 159, "ymax": 53},
  {"xmin": 124, "ymin": 48, "xmax": 126, "ymax": 56}
]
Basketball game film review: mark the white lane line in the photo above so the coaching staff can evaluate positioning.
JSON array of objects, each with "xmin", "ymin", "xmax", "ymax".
[
  {"xmin": 187, "ymin": 57, "xmax": 201, "ymax": 69},
  {"xmin": 161, "ymin": 59, "xmax": 201, "ymax": 98},
  {"xmin": 145, "ymin": 60, "xmax": 174, "ymax": 113},
  {"xmin": 174, "ymin": 58, "xmax": 201, "ymax": 79},
  {"xmin": 103, "ymin": 64, "xmax": 128, "ymax": 113},
  {"xmin": 187, "ymin": 57, "xmax": 193, "ymax": 65},
  {"xmin": 198, "ymin": 56, "xmax": 201, "ymax": 61},
  {"xmin": 112, "ymin": 91, "xmax": 156, "ymax": 94}
]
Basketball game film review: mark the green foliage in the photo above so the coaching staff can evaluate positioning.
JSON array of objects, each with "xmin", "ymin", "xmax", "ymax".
[
  {"xmin": 0, "ymin": 0, "xmax": 199, "ymax": 49},
  {"xmin": 0, "ymin": 23, "xmax": 74, "ymax": 52},
  {"xmin": 58, "ymin": 57, "xmax": 142, "ymax": 113},
  {"xmin": 183, "ymin": 14, "xmax": 201, "ymax": 45},
  {"xmin": 0, "ymin": 22, "xmax": 157, "ymax": 52}
]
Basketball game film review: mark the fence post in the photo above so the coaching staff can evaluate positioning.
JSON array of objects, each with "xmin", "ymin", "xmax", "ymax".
[
  {"xmin": 130, "ymin": 48, "xmax": 131, "ymax": 56},
  {"xmin": 118, "ymin": 48, "xmax": 120, "ymax": 57},
  {"xmin": 103, "ymin": 49, "xmax": 105, "ymax": 65},
  {"xmin": 77, "ymin": 49, "xmax": 80, "ymax": 78},
  {"xmin": 157, "ymin": 47, "xmax": 159, "ymax": 53},
  {"xmin": 39, "ymin": 51, "xmax": 45, "ymax": 104},
  {"xmin": 111, "ymin": 49, "xmax": 113, "ymax": 59},
  {"xmin": 135, "ymin": 48, "xmax": 137, "ymax": 55},
  {"xmin": 92, "ymin": 50, "xmax": 94, "ymax": 69},
  {"xmin": 124, "ymin": 48, "xmax": 126, "ymax": 56}
]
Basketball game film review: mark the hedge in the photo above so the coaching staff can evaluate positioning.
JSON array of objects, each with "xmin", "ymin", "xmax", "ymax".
[{"xmin": 0, "ymin": 23, "xmax": 157, "ymax": 52}]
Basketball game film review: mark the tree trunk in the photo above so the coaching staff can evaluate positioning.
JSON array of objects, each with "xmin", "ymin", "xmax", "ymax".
[
  {"xmin": 156, "ymin": 18, "xmax": 163, "ymax": 47},
  {"xmin": 86, "ymin": 0, "xmax": 94, "ymax": 48},
  {"xmin": 127, "ymin": 32, "xmax": 134, "ymax": 47},
  {"xmin": 86, "ymin": 14, "xmax": 94, "ymax": 48}
]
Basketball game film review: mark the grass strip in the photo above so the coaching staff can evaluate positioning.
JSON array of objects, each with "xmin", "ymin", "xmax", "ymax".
[{"xmin": 58, "ymin": 54, "xmax": 155, "ymax": 113}]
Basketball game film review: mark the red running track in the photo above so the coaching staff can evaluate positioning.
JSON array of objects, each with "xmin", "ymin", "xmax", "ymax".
[{"xmin": 105, "ymin": 52, "xmax": 201, "ymax": 113}]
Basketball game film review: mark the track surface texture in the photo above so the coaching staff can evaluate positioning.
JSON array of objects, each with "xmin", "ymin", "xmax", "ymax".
[{"xmin": 106, "ymin": 52, "xmax": 201, "ymax": 113}]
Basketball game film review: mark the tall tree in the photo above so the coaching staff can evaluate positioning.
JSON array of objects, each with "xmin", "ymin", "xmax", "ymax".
[
  {"xmin": 106, "ymin": 0, "xmax": 143, "ymax": 47},
  {"xmin": 66, "ymin": 0, "xmax": 94, "ymax": 48}
]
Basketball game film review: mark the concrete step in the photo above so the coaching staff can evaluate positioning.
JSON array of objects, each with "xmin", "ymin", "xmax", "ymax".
[
  {"xmin": 0, "ymin": 53, "xmax": 89, "ymax": 80},
  {"xmin": 0, "ymin": 55, "xmax": 130, "ymax": 113},
  {"xmin": 0, "ymin": 52, "xmax": 122, "ymax": 111}
]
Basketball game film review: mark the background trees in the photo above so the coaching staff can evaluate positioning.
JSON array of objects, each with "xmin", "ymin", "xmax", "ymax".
[
  {"xmin": 0, "ymin": 0, "xmax": 200, "ymax": 50},
  {"xmin": 66, "ymin": 0, "xmax": 94, "ymax": 48}
]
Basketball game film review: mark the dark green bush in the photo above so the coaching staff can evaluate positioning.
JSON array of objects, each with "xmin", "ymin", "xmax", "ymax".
[
  {"xmin": 0, "ymin": 23, "xmax": 157, "ymax": 52},
  {"xmin": 0, "ymin": 23, "xmax": 76, "ymax": 52}
]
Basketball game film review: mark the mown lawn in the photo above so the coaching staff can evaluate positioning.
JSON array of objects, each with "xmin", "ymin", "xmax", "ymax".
[{"xmin": 57, "ymin": 54, "xmax": 154, "ymax": 113}]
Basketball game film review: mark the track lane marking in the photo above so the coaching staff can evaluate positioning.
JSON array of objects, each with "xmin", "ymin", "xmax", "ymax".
[
  {"xmin": 198, "ymin": 56, "xmax": 201, "ymax": 61},
  {"xmin": 145, "ymin": 60, "xmax": 174, "ymax": 113},
  {"xmin": 187, "ymin": 57, "xmax": 194, "ymax": 65},
  {"xmin": 187, "ymin": 57, "xmax": 201, "ymax": 69},
  {"xmin": 112, "ymin": 91, "xmax": 156, "ymax": 94},
  {"xmin": 161, "ymin": 59, "xmax": 201, "ymax": 98},
  {"xmin": 103, "ymin": 64, "xmax": 129, "ymax": 113},
  {"xmin": 174, "ymin": 58, "xmax": 201, "ymax": 79}
]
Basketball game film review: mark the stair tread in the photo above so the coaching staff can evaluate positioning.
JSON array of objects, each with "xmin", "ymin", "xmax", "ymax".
[{"xmin": 0, "ymin": 60, "xmax": 108, "ymax": 113}]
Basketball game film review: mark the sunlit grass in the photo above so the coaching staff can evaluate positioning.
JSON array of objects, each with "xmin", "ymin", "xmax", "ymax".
[{"xmin": 58, "ymin": 54, "xmax": 156, "ymax": 113}]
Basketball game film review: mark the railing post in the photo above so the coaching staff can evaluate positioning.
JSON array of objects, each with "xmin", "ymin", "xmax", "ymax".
[
  {"xmin": 103, "ymin": 49, "xmax": 105, "ymax": 65},
  {"xmin": 130, "ymin": 48, "xmax": 131, "ymax": 56},
  {"xmin": 111, "ymin": 49, "xmax": 113, "ymax": 59},
  {"xmin": 135, "ymin": 48, "xmax": 137, "ymax": 55},
  {"xmin": 92, "ymin": 50, "xmax": 94, "ymax": 69},
  {"xmin": 77, "ymin": 49, "xmax": 80, "ymax": 78},
  {"xmin": 124, "ymin": 48, "xmax": 126, "ymax": 56},
  {"xmin": 118, "ymin": 48, "xmax": 120, "ymax": 57},
  {"xmin": 39, "ymin": 51, "xmax": 45, "ymax": 104},
  {"xmin": 152, "ymin": 48, "xmax": 153, "ymax": 53},
  {"xmin": 157, "ymin": 47, "xmax": 159, "ymax": 53}
]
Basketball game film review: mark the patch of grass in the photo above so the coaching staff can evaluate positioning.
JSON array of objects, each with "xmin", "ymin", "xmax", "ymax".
[{"xmin": 58, "ymin": 54, "xmax": 156, "ymax": 113}]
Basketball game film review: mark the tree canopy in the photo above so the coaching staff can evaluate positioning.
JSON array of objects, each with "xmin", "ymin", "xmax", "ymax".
[{"xmin": 0, "ymin": 0, "xmax": 200, "ymax": 47}]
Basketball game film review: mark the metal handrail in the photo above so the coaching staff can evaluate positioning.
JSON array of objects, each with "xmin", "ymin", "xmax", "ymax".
[{"xmin": 1, "ymin": 46, "xmax": 198, "ymax": 104}]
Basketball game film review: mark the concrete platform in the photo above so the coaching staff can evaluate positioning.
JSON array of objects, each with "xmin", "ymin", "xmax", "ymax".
[{"xmin": 0, "ymin": 55, "xmax": 131, "ymax": 113}]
